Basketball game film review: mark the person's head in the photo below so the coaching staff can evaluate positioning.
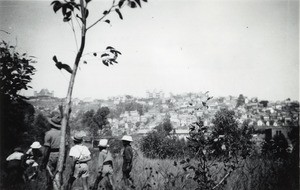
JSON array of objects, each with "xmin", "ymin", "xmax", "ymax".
[
  {"xmin": 48, "ymin": 110, "xmax": 62, "ymax": 129},
  {"xmin": 121, "ymin": 135, "xmax": 133, "ymax": 146},
  {"xmin": 72, "ymin": 133, "xmax": 83, "ymax": 145},
  {"xmin": 30, "ymin": 141, "xmax": 41, "ymax": 149},
  {"xmin": 30, "ymin": 141, "xmax": 42, "ymax": 156},
  {"xmin": 98, "ymin": 139, "xmax": 109, "ymax": 151}
]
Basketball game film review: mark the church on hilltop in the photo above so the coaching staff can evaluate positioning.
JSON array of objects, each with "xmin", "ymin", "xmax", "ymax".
[{"xmin": 34, "ymin": 89, "xmax": 54, "ymax": 97}]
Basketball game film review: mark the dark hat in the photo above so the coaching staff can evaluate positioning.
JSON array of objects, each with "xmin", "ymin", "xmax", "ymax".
[
  {"xmin": 48, "ymin": 110, "xmax": 62, "ymax": 128},
  {"xmin": 14, "ymin": 147, "xmax": 23, "ymax": 152},
  {"xmin": 72, "ymin": 133, "xmax": 83, "ymax": 142}
]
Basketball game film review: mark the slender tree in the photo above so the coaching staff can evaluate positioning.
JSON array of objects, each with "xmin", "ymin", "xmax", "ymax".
[{"xmin": 49, "ymin": 0, "xmax": 147, "ymax": 189}]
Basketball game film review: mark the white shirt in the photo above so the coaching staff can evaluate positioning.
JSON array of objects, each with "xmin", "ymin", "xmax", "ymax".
[{"xmin": 69, "ymin": 144, "xmax": 91, "ymax": 162}]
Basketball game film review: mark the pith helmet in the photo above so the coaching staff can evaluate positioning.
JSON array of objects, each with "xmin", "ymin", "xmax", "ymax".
[
  {"xmin": 98, "ymin": 139, "xmax": 108, "ymax": 147},
  {"xmin": 30, "ymin": 141, "xmax": 42, "ymax": 149},
  {"xmin": 121, "ymin": 135, "xmax": 133, "ymax": 142}
]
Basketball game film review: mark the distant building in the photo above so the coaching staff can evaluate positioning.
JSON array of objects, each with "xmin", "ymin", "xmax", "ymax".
[
  {"xmin": 146, "ymin": 90, "xmax": 164, "ymax": 99},
  {"xmin": 34, "ymin": 89, "xmax": 54, "ymax": 97}
]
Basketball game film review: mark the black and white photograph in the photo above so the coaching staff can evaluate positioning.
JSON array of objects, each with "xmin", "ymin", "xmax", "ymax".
[{"xmin": 0, "ymin": 0, "xmax": 299, "ymax": 189}]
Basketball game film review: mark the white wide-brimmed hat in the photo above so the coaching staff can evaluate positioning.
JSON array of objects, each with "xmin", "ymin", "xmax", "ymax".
[
  {"xmin": 121, "ymin": 135, "xmax": 133, "ymax": 142},
  {"xmin": 98, "ymin": 139, "xmax": 108, "ymax": 147},
  {"xmin": 30, "ymin": 141, "xmax": 42, "ymax": 149}
]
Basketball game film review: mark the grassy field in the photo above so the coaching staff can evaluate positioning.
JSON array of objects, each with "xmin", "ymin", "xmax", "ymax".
[
  {"xmin": 60, "ymin": 149, "xmax": 300, "ymax": 190},
  {"xmin": 1, "ymin": 142, "xmax": 298, "ymax": 190},
  {"xmin": 69, "ymin": 148, "xmax": 198, "ymax": 190}
]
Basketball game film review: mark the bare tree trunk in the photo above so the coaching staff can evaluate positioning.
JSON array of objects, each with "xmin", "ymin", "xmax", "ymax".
[{"xmin": 53, "ymin": 0, "xmax": 87, "ymax": 189}]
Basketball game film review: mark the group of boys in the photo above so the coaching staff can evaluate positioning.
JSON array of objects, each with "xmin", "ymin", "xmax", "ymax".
[
  {"xmin": 5, "ymin": 141, "xmax": 42, "ymax": 186},
  {"xmin": 5, "ymin": 110, "xmax": 135, "ymax": 190}
]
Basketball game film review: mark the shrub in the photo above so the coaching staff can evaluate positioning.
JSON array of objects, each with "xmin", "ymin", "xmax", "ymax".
[
  {"xmin": 140, "ymin": 131, "xmax": 187, "ymax": 159},
  {"xmin": 262, "ymin": 133, "xmax": 289, "ymax": 159},
  {"xmin": 186, "ymin": 109, "xmax": 254, "ymax": 189}
]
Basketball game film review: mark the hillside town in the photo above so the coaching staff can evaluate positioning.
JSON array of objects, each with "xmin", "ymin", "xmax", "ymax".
[{"xmin": 28, "ymin": 89, "xmax": 299, "ymax": 143}]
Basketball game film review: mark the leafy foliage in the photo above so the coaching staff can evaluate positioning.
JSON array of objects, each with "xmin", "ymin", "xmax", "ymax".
[
  {"xmin": 110, "ymin": 100, "xmax": 148, "ymax": 119},
  {"xmin": 50, "ymin": 0, "xmax": 147, "ymax": 70},
  {"xmin": 259, "ymin": 100, "xmax": 269, "ymax": 107},
  {"xmin": 210, "ymin": 109, "xmax": 253, "ymax": 159},
  {"xmin": 155, "ymin": 117, "xmax": 173, "ymax": 135},
  {"xmin": 93, "ymin": 107, "xmax": 110, "ymax": 128},
  {"xmin": 52, "ymin": 55, "xmax": 73, "ymax": 74},
  {"xmin": 101, "ymin": 46, "xmax": 121, "ymax": 67},
  {"xmin": 28, "ymin": 113, "xmax": 51, "ymax": 144},
  {"xmin": 262, "ymin": 133, "xmax": 289, "ymax": 159},
  {"xmin": 236, "ymin": 94, "xmax": 245, "ymax": 107},
  {"xmin": 0, "ymin": 41, "xmax": 36, "ymax": 100},
  {"xmin": 186, "ymin": 109, "xmax": 254, "ymax": 189},
  {"xmin": 0, "ymin": 94, "xmax": 35, "ymax": 157},
  {"xmin": 140, "ymin": 128, "xmax": 187, "ymax": 159},
  {"xmin": 81, "ymin": 107, "xmax": 111, "ymax": 138}
]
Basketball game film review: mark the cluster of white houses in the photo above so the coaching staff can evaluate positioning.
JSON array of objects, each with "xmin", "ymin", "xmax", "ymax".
[{"xmin": 29, "ymin": 89, "xmax": 298, "ymax": 146}]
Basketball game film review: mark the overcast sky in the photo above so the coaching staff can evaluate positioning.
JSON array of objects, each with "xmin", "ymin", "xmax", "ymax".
[{"xmin": 0, "ymin": 0, "xmax": 299, "ymax": 101}]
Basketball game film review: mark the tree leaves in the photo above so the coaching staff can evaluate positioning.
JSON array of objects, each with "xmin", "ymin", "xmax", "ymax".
[
  {"xmin": 100, "ymin": 46, "xmax": 122, "ymax": 67},
  {"xmin": 51, "ymin": 0, "xmax": 147, "ymax": 24},
  {"xmin": 52, "ymin": 55, "xmax": 73, "ymax": 74},
  {"xmin": 51, "ymin": 1, "xmax": 62, "ymax": 13},
  {"xmin": 84, "ymin": 8, "xmax": 89, "ymax": 18},
  {"xmin": 102, "ymin": 60, "xmax": 109, "ymax": 66},
  {"xmin": 134, "ymin": 0, "xmax": 142, "ymax": 7},
  {"xmin": 118, "ymin": 0, "xmax": 125, "ymax": 8},
  {"xmin": 0, "ymin": 41, "xmax": 36, "ymax": 100},
  {"xmin": 101, "ymin": 53, "xmax": 110, "ymax": 57},
  {"xmin": 129, "ymin": 1, "xmax": 137, "ymax": 8},
  {"xmin": 103, "ymin": 10, "xmax": 109, "ymax": 15},
  {"xmin": 51, "ymin": 0, "xmax": 82, "ymax": 22},
  {"xmin": 115, "ymin": 9, "xmax": 123, "ymax": 20}
]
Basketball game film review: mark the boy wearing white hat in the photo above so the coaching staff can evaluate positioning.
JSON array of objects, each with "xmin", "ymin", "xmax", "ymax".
[
  {"xmin": 5, "ymin": 147, "xmax": 25, "ymax": 187},
  {"xmin": 66, "ymin": 133, "xmax": 91, "ymax": 190},
  {"xmin": 121, "ymin": 135, "xmax": 134, "ymax": 188},
  {"xmin": 26, "ymin": 141, "xmax": 42, "ymax": 165},
  {"xmin": 92, "ymin": 139, "xmax": 114, "ymax": 190},
  {"xmin": 25, "ymin": 141, "xmax": 42, "ymax": 180}
]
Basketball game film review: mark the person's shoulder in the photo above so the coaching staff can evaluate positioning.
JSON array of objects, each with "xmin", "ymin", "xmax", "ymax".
[
  {"xmin": 45, "ymin": 129, "xmax": 51, "ymax": 135},
  {"xmin": 126, "ymin": 145, "xmax": 132, "ymax": 150},
  {"xmin": 70, "ymin": 145, "xmax": 78, "ymax": 151},
  {"xmin": 69, "ymin": 145, "xmax": 78, "ymax": 155},
  {"xmin": 83, "ymin": 145, "xmax": 91, "ymax": 152},
  {"xmin": 124, "ymin": 146, "xmax": 131, "ymax": 152}
]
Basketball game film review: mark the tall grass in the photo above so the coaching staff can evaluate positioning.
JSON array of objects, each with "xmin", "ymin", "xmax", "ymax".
[{"xmin": 1, "ymin": 146, "xmax": 298, "ymax": 190}]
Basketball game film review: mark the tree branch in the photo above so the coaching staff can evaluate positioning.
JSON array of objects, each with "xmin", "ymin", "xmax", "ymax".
[
  {"xmin": 212, "ymin": 171, "xmax": 232, "ymax": 190},
  {"xmin": 69, "ymin": 18, "xmax": 79, "ymax": 51},
  {"xmin": 0, "ymin": 29, "xmax": 10, "ymax": 34},
  {"xmin": 86, "ymin": 0, "xmax": 117, "ymax": 31}
]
